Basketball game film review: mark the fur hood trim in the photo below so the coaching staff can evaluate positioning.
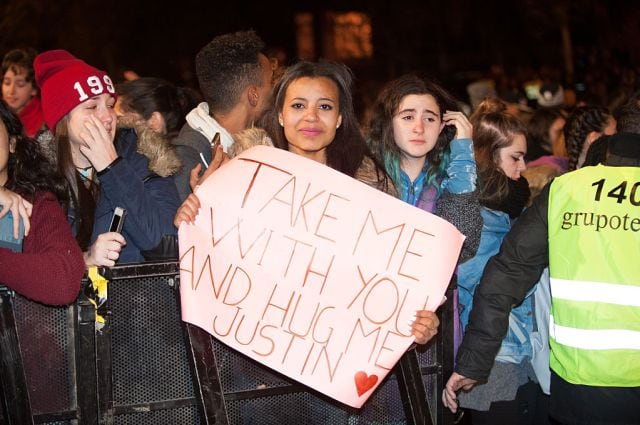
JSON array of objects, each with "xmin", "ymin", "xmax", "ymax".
[
  {"xmin": 228, "ymin": 127, "xmax": 274, "ymax": 158},
  {"xmin": 117, "ymin": 119, "xmax": 181, "ymax": 177}
]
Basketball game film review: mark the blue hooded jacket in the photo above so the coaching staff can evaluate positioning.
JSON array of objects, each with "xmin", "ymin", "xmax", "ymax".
[{"xmin": 83, "ymin": 129, "xmax": 180, "ymax": 263}]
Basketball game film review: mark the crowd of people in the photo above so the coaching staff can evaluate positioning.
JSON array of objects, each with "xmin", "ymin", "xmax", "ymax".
[{"xmin": 1, "ymin": 29, "xmax": 638, "ymax": 425}]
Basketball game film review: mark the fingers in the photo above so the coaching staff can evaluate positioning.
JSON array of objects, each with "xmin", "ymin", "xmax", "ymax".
[
  {"xmin": 189, "ymin": 144, "xmax": 230, "ymax": 190},
  {"xmin": 0, "ymin": 188, "xmax": 32, "ymax": 238},
  {"xmin": 442, "ymin": 387, "xmax": 459, "ymax": 413},
  {"xmin": 443, "ymin": 374, "xmax": 461, "ymax": 412},
  {"xmin": 79, "ymin": 116, "xmax": 117, "ymax": 171},
  {"xmin": 410, "ymin": 310, "xmax": 440, "ymax": 344},
  {"xmin": 86, "ymin": 232, "xmax": 126, "ymax": 267},
  {"xmin": 209, "ymin": 143, "xmax": 226, "ymax": 170},
  {"xmin": 443, "ymin": 110, "xmax": 473, "ymax": 140},
  {"xmin": 86, "ymin": 115, "xmax": 109, "ymax": 142},
  {"xmin": 189, "ymin": 164, "xmax": 203, "ymax": 191},
  {"xmin": 442, "ymin": 372, "xmax": 479, "ymax": 412},
  {"xmin": 18, "ymin": 199, "xmax": 32, "ymax": 238},
  {"xmin": 174, "ymin": 194, "xmax": 201, "ymax": 227}
]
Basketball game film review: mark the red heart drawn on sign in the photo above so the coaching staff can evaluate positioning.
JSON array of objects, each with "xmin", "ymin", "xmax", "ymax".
[{"xmin": 354, "ymin": 371, "xmax": 378, "ymax": 397}]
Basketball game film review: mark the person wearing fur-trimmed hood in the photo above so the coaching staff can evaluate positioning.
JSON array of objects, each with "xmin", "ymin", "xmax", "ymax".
[{"xmin": 34, "ymin": 49, "xmax": 181, "ymax": 266}]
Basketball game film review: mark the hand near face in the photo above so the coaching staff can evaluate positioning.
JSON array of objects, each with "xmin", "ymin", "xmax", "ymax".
[
  {"xmin": 188, "ymin": 142, "xmax": 230, "ymax": 192},
  {"xmin": 84, "ymin": 231, "xmax": 126, "ymax": 267},
  {"xmin": 443, "ymin": 372, "xmax": 478, "ymax": 413},
  {"xmin": 0, "ymin": 186, "xmax": 32, "ymax": 238},
  {"xmin": 78, "ymin": 114, "xmax": 118, "ymax": 172},
  {"xmin": 410, "ymin": 309, "xmax": 440, "ymax": 344},
  {"xmin": 443, "ymin": 111, "xmax": 473, "ymax": 140}
]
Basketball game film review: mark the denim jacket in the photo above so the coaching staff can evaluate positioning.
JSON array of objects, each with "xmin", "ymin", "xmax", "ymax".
[
  {"xmin": 458, "ymin": 207, "xmax": 534, "ymax": 364},
  {"xmin": 398, "ymin": 138, "xmax": 476, "ymax": 208}
]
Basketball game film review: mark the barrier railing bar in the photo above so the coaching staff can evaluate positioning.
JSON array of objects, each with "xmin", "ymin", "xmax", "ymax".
[
  {"xmin": 398, "ymin": 348, "xmax": 434, "ymax": 425},
  {"xmin": 184, "ymin": 323, "xmax": 229, "ymax": 425},
  {"xmin": 76, "ymin": 287, "xmax": 100, "ymax": 425},
  {"xmin": 437, "ymin": 284, "xmax": 456, "ymax": 425},
  {"xmin": 0, "ymin": 288, "xmax": 34, "ymax": 425},
  {"xmin": 32, "ymin": 410, "xmax": 78, "ymax": 423},
  {"xmin": 420, "ymin": 365, "xmax": 441, "ymax": 375},
  {"xmin": 111, "ymin": 398, "xmax": 199, "ymax": 415}
]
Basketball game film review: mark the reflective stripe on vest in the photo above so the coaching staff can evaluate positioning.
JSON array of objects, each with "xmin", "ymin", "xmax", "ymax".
[{"xmin": 548, "ymin": 165, "xmax": 640, "ymax": 387}]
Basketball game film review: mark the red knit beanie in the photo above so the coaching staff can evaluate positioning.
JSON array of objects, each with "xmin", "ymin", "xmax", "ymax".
[{"xmin": 34, "ymin": 49, "xmax": 116, "ymax": 131}]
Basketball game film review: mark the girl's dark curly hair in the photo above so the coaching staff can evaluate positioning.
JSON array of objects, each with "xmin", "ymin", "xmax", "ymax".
[
  {"xmin": 563, "ymin": 105, "xmax": 611, "ymax": 171},
  {"xmin": 0, "ymin": 100, "xmax": 67, "ymax": 204},
  {"xmin": 367, "ymin": 75, "xmax": 458, "ymax": 194}
]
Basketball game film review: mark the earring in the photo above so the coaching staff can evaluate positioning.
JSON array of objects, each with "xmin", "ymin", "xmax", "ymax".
[{"xmin": 279, "ymin": 119, "xmax": 284, "ymax": 127}]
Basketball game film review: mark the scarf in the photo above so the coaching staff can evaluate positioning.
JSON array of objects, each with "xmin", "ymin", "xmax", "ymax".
[
  {"xmin": 19, "ymin": 96, "xmax": 45, "ymax": 138},
  {"xmin": 185, "ymin": 102, "xmax": 234, "ymax": 152},
  {"xmin": 483, "ymin": 176, "xmax": 530, "ymax": 219}
]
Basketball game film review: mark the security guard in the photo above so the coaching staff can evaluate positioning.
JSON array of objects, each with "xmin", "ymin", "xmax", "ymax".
[{"xmin": 444, "ymin": 132, "xmax": 640, "ymax": 425}]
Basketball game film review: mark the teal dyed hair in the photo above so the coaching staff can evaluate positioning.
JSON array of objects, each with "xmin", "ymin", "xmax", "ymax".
[
  {"xmin": 381, "ymin": 146, "xmax": 450, "ymax": 196},
  {"xmin": 367, "ymin": 75, "xmax": 459, "ymax": 196}
]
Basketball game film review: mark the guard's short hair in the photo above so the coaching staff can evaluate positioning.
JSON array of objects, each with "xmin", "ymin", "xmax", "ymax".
[
  {"xmin": 195, "ymin": 30, "xmax": 265, "ymax": 114},
  {"xmin": 615, "ymin": 92, "xmax": 640, "ymax": 135}
]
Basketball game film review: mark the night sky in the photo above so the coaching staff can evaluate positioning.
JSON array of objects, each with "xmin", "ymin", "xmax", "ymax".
[{"xmin": 2, "ymin": 0, "xmax": 639, "ymax": 102}]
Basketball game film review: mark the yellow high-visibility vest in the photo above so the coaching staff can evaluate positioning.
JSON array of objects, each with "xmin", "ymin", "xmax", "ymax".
[{"xmin": 548, "ymin": 164, "xmax": 640, "ymax": 387}]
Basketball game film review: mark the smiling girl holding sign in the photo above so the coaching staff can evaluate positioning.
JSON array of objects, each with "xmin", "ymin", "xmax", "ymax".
[
  {"xmin": 34, "ymin": 50, "xmax": 180, "ymax": 267},
  {"xmin": 175, "ymin": 61, "xmax": 441, "ymax": 345}
]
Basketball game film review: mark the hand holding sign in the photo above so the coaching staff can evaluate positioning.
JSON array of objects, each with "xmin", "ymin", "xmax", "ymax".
[{"xmin": 178, "ymin": 146, "xmax": 463, "ymax": 408}]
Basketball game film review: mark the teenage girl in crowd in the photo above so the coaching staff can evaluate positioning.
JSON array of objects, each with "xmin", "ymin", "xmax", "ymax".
[
  {"xmin": 175, "ymin": 61, "xmax": 441, "ymax": 424},
  {"xmin": 366, "ymin": 74, "xmax": 481, "ymax": 263},
  {"xmin": 0, "ymin": 99, "xmax": 84, "ymax": 305},
  {"xmin": 33, "ymin": 50, "xmax": 180, "ymax": 267},
  {"xmin": 2, "ymin": 48, "xmax": 45, "ymax": 137},
  {"xmin": 455, "ymin": 98, "xmax": 548, "ymax": 425},
  {"xmin": 363, "ymin": 75, "xmax": 480, "ymax": 423}
]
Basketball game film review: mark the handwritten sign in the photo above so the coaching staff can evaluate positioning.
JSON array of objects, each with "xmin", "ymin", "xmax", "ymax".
[{"xmin": 178, "ymin": 146, "xmax": 464, "ymax": 408}]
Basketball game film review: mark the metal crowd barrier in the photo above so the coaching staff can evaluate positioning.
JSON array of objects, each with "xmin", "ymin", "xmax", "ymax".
[{"xmin": 0, "ymin": 261, "xmax": 457, "ymax": 425}]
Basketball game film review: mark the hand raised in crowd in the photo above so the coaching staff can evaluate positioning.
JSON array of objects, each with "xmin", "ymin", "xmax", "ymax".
[
  {"xmin": 174, "ymin": 193, "xmax": 201, "ymax": 228},
  {"xmin": 442, "ymin": 372, "xmax": 479, "ymax": 413},
  {"xmin": 410, "ymin": 309, "xmax": 440, "ymax": 344},
  {"xmin": 78, "ymin": 115, "xmax": 118, "ymax": 172},
  {"xmin": 84, "ymin": 231, "xmax": 126, "ymax": 267},
  {"xmin": 0, "ymin": 186, "xmax": 33, "ymax": 238},
  {"xmin": 443, "ymin": 110, "xmax": 473, "ymax": 140},
  {"xmin": 189, "ymin": 133, "xmax": 230, "ymax": 191}
]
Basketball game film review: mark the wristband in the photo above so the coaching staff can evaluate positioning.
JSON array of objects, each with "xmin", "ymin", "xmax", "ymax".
[{"xmin": 97, "ymin": 156, "xmax": 123, "ymax": 176}]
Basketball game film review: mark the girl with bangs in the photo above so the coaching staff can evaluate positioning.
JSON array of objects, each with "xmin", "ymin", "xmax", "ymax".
[{"xmin": 367, "ymin": 74, "xmax": 480, "ymax": 263}]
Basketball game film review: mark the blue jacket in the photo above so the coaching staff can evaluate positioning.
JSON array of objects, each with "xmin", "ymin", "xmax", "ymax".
[
  {"xmin": 89, "ymin": 129, "xmax": 180, "ymax": 263},
  {"xmin": 398, "ymin": 138, "xmax": 477, "ymax": 207},
  {"xmin": 458, "ymin": 207, "xmax": 534, "ymax": 364}
]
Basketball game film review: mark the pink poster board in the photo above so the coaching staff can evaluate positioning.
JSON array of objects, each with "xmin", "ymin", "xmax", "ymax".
[{"xmin": 178, "ymin": 146, "xmax": 464, "ymax": 408}]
